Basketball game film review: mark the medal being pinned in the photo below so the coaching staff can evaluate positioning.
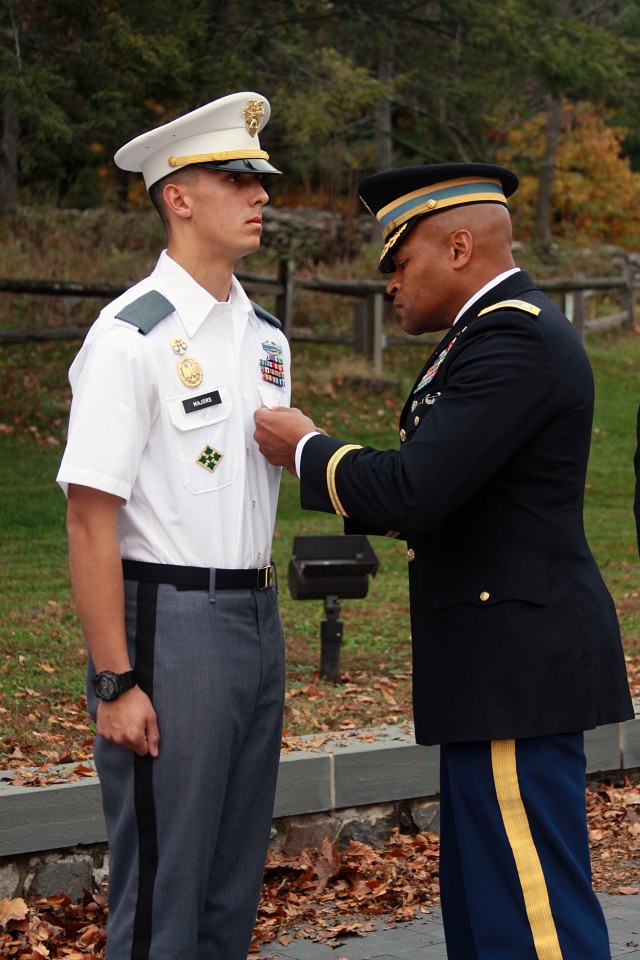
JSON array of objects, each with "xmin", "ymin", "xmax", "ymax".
[{"xmin": 260, "ymin": 341, "xmax": 286, "ymax": 388}]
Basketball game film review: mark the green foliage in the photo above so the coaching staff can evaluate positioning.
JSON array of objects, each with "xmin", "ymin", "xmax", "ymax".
[{"xmin": 2, "ymin": 0, "xmax": 640, "ymax": 210}]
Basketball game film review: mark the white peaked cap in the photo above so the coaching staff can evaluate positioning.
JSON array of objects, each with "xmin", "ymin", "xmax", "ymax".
[{"xmin": 114, "ymin": 91, "xmax": 280, "ymax": 189}]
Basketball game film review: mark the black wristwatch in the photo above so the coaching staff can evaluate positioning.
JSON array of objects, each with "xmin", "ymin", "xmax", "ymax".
[{"xmin": 92, "ymin": 670, "xmax": 137, "ymax": 701}]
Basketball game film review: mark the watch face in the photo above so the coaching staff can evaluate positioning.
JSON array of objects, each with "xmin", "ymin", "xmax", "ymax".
[{"xmin": 94, "ymin": 673, "xmax": 118, "ymax": 700}]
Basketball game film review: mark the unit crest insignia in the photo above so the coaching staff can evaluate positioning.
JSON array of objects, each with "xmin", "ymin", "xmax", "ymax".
[{"xmin": 170, "ymin": 337, "xmax": 188, "ymax": 355}]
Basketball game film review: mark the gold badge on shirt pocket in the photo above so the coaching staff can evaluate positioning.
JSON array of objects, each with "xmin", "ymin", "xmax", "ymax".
[
  {"xmin": 177, "ymin": 357, "xmax": 203, "ymax": 388},
  {"xmin": 170, "ymin": 337, "xmax": 188, "ymax": 355},
  {"xmin": 196, "ymin": 444, "xmax": 224, "ymax": 473}
]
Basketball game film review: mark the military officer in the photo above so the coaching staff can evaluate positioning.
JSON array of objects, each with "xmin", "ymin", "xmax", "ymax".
[
  {"xmin": 253, "ymin": 163, "xmax": 634, "ymax": 960},
  {"xmin": 57, "ymin": 92, "xmax": 290, "ymax": 960}
]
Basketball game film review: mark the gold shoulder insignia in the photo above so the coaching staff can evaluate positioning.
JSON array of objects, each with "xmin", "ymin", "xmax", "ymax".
[{"xmin": 478, "ymin": 299, "xmax": 541, "ymax": 317}]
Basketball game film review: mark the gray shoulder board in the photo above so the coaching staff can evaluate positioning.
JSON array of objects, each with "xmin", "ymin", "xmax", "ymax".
[
  {"xmin": 115, "ymin": 290, "xmax": 176, "ymax": 334},
  {"xmin": 251, "ymin": 300, "xmax": 282, "ymax": 329}
]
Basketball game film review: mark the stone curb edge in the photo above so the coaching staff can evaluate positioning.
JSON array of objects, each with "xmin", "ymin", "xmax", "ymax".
[{"xmin": 1, "ymin": 719, "xmax": 639, "ymax": 857}]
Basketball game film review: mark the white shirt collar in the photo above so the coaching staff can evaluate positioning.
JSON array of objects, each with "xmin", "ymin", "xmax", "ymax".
[
  {"xmin": 452, "ymin": 267, "xmax": 521, "ymax": 328},
  {"xmin": 150, "ymin": 250, "xmax": 251, "ymax": 338}
]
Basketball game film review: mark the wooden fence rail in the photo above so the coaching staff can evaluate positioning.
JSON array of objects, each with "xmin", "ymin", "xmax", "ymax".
[{"xmin": 0, "ymin": 257, "xmax": 635, "ymax": 373}]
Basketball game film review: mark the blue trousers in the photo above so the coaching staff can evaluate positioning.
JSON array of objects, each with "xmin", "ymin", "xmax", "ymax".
[
  {"xmin": 89, "ymin": 580, "xmax": 285, "ymax": 960},
  {"xmin": 439, "ymin": 734, "xmax": 611, "ymax": 959}
]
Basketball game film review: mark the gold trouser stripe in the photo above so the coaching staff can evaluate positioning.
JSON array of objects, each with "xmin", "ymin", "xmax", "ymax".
[
  {"xmin": 491, "ymin": 740, "xmax": 564, "ymax": 960},
  {"xmin": 326, "ymin": 445, "xmax": 362, "ymax": 516}
]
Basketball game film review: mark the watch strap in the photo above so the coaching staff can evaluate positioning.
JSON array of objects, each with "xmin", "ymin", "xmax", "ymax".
[{"xmin": 93, "ymin": 669, "xmax": 137, "ymax": 700}]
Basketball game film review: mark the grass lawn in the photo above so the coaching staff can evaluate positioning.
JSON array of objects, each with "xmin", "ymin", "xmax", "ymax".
[{"xmin": 1, "ymin": 327, "xmax": 639, "ymax": 765}]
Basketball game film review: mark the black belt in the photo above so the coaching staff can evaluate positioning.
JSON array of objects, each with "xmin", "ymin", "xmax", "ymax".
[{"xmin": 122, "ymin": 559, "xmax": 276, "ymax": 591}]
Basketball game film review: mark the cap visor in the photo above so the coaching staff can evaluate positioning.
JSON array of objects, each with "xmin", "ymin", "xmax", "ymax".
[
  {"xmin": 195, "ymin": 158, "xmax": 281, "ymax": 175},
  {"xmin": 379, "ymin": 217, "xmax": 420, "ymax": 273}
]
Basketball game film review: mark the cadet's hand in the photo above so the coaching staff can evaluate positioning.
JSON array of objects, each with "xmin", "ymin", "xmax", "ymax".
[
  {"xmin": 96, "ymin": 686, "xmax": 160, "ymax": 757},
  {"xmin": 254, "ymin": 406, "xmax": 319, "ymax": 474}
]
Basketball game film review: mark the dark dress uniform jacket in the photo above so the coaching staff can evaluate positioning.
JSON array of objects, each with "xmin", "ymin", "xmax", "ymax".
[{"xmin": 299, "ymin": 270, "xmax": 633, "ymax": 745}]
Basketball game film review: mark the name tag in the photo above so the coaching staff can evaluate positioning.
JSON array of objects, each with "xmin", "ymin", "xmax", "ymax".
[{"xmin": 182, "ymin": 390, "xmax": 221, "ymax": 414}]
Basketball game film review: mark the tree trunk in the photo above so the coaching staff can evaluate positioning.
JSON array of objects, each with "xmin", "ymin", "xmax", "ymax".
[
  {"xmin": 375, "ymin": 49, "xmax": 393, "ymax": 172},
  {"xmin": 533, "ymin": 0, "xmax": 570, "ymax": 250},
  {"xmin": 0, "ymin": 100, "xmax": 19, "ymax": 218},
  {"xmin": 533, "ymin": 93, "xmax": 563, "ymax": 249}
]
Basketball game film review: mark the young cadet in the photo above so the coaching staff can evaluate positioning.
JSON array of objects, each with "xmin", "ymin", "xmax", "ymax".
[
  {"xmin": 253, "ymin": 163, "xmax": 634, "ymax": 960},
  {"xmin": 57, "ymin": 92, "xmax": 290, "ymax": 960}
]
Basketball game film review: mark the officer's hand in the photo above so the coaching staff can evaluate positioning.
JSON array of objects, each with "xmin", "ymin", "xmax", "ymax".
[
  {"xmin": 254, "ymin": 406, "xmax": 319, "ymax": 474},
  {"xmin": 96, "ymin": 686, "xmax": 160, "ymax": 757}
]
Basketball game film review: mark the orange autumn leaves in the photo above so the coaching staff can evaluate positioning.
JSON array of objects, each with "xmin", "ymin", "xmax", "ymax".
[{"xmin": 499, "ymin": 101, "xmax": 640, "ymax": 247}]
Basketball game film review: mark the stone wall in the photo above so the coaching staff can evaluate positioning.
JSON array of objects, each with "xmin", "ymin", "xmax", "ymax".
[{"xmin": 1, "ymin": 720, "xmax": 638, "ymax": 901}]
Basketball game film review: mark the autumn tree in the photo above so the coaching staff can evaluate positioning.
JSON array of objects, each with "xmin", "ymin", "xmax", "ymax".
[
  {"xmin": 499, "ymin": 101, "xmax": 640, "ymax": 247},
  {"xmin": 2, "ymin": 0, "xmax": 640, "ymax": 238}
]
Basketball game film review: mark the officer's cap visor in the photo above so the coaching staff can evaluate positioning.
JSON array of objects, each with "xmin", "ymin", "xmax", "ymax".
[{"xmin": 194, "ymin": 157, "xmax": 281, "ymax": 175}]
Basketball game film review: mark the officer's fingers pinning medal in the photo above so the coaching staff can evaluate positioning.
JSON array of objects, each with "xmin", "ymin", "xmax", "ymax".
[{"xmin": 254, "ymin": 405, "xmax": 306, "ymax": 471}]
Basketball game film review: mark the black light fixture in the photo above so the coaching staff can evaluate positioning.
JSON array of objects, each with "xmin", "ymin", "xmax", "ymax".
[{"xmin": 288, "ymin": 535, "xmax": 380, "ymax": 682}]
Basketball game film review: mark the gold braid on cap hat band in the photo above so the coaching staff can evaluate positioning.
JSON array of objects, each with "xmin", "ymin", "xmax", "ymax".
[
  {"xmin": 380, "ymin": 189, "xmax": 507, "ymax": 241},
  {"xmin": 168, "ymin": 149, "xmax": 270, "ymax": 167}
]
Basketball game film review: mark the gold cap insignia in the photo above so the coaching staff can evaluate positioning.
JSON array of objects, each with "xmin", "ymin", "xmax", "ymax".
[
  {"xmin": 177, "ymin": 357, "xmax": 203, "ymax": 388},
  {"xmin": 243, "ymin": 99, "xmax": 265, "ymax": 137}
]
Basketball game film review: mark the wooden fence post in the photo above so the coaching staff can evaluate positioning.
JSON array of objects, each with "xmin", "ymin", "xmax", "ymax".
[
  {"xmin": 572, "ymin": 276, "xmax": 586, "ymax": 342},
  {"xmin": 371, "ymin": 292, "xmax": 385, "ymax": 375},
  {"xmin": 276, "ymin": 258, "xmax": 295, "ymax": 339},
  {"xmin": 353, "ymin": 293, "xmax": 385, "ymax": 374},
  {"xmin": 353, "ymin": 300, "xmax": 371, "ymax": 356},
  {"xmin": 621, "ymin": 256, "xmax": 635, "ymax": 329}
]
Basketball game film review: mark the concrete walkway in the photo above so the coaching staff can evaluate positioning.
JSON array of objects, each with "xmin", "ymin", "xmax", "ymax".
[{"xmin": 258, "ymin": 892, "xmax": 640, "ymax": 959}]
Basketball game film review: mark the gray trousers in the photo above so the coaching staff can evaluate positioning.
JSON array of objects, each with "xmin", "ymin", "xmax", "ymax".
[{"xmin": 88, "ymin": 579, "xmax": 285, "ymax": 960}]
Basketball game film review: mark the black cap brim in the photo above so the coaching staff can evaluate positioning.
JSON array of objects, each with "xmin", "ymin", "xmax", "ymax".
[{"xmin": 195, "ymin": 157, "xmax": 281, "ymax": 175}]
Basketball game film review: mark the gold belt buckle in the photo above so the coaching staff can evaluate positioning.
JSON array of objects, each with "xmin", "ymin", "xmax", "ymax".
[{"xmin": 257, "ymin": 563, "xmax": 274, "ymax": 590}]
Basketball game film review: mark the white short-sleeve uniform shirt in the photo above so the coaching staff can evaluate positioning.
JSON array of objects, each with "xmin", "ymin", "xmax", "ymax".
[{"xmin": 57, "ymin": 251, "xmax": 291, "ymax": 569}]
